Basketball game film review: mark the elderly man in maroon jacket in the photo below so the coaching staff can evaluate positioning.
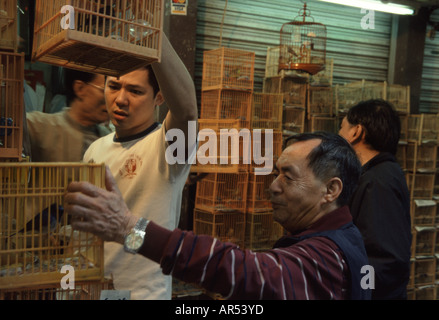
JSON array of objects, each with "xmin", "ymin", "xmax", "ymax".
[{"xmin": 65, "ymin": 132, "xmax": 371, "ymax": 300}]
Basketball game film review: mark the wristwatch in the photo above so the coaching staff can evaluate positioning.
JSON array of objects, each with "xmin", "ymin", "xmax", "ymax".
[{"xmin": 124, "ymin": 217, "xmax": 149, "ymax": 254}]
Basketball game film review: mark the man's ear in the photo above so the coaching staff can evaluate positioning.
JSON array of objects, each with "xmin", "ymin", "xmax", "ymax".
[
  {"xmin": 350, "ymin": 124, "xmax": 365, "ymax": 146},
  {"xmin": 73, "ymin": 80, "xmax": 86, "ymax": 100},
  {"xmin": 154, "ymin": 92, "xmax": 165, "ymax": 107},
  {"xmin": 324, "ymin": 177, "xmax": 343, "ymax": 204}
]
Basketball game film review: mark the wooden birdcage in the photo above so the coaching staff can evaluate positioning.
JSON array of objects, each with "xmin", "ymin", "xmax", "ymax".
[
  {"xmin": 265, "ymin": 46, "xmax": 333, "ymax": 86},
  {"xmin": 193, "ymin": 208, "xmax": 245, "ymax": 248},
  {"xmin": 0, "ymin": 279, "xmax": 113, "ymax": 300},
  {"xmin": 0, "ymin": 163, "xmax": 105, "ymax": 290},
  {"xmin": 406, "ymin": 173, "xmax": 435, "ymax": 199},
  {"xmin": 0, "ymin": 0, "xmax": 17, "ymax": 52},
  {"xmin": 202, "ymin": 47, "xmax": 255, "ymax": 91},
  {"xmin": 414, "ymin": 258, "xmax": 436, "ymax": 286},
  {"xmin": 388, "ymin": 83, "xmax": 410, "ymax": 114},
  {"xmin": 436, "ymin": 226, "xmax": 439, "ymax": 252},
  {"xmin": 250, "ymin": 130, "xmax": 282, "ymax": 174},
  {"xmin": 414, "ymin": 285, "xmax": 436, "ymax": 300},
  {"xmin": 194, "ymin": 172, "xmax": 249, "ymax": 213},
  {"xmin": 0, "ymin": 52, "xmax": 24, "ymax": 160},
  {"xmin": 407, "ymin": 142, "xmax": 437, "ymax": 173},
  {"xmin": 408, "ymin": 259, "xmax": 415, "ymax": 290},
  {"xmin": 412, "ymin": 226, "xmax": 436, "ymax": 258},
  {"xmin": 279, "ymin": 3, "xmax": 326, "ymax": 75},
  {"xmin": 400, "ymin": 113, "xmax": 409, "ymax": 141},
  {"xmin": 245, "ymin": 211, "xmax": 283, "ymax": 251},
  {"xmin": 263, "ymin": 76, "xmax": 307, "ymax": 107},
  {"xmin": 191, "ymin": 119, "xmax": 250, "ymax": 174},
  {"xmin": 246, "ymin": 173, "xmax": 274, "ymax": 213},
  {"xmin": 396, "ymin": 140, "xmax": 407, "ymax": 171},
  {"xmin": 308, "ymin": 115, "xmax": 336, "ymax": 133},
  {"xmin": 251, "ymin": 93, "xmax": 283, "ymax": 131},
  {"xmin": 283, "ymin": 104, "xmax": 306, "ymax": 134},
  {"xmin": 408, "ymin": 114, "xmax": 439, "ymax": 144},
  {"xmin": 307, "ymin": 86, "xmax": 333, "ymax": 118},
  {"xmin": 334, "ymin": 84, "xmax": 363, "ymax": 115},
  {"xmin": 32, "ymin": 0, "xmax": 164, "ymax": 77},
  {"xmin": 200, "ymin": 89, "xmax": 252, "ymax": 121},
  {"xmin": 411, "ymin": 200, "xmax": 437, "ymax": 227}
]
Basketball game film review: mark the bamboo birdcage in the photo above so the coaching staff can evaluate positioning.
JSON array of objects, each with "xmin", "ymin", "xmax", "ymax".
[
  {"xmin": 412, "ymin": 226, "xmax": 436, "ymax": 258},
  {"xmin": 246, "ymin": 173, "xmax": 274, "ymax": 213},
  {"xmin": 283, "ymin": 105, "xmax": 305, "ymax": 134},
  {"xmin": 200, "ymin": 89, "xmax": 252, "ymax": 121},
  {"xmin": 245, "ymin": 211, "xmax": 283, "ymax": 251},
  {"xmin": 414, "ymin": 258, "xmax": 436, "ymax": 286},
  {"xmin": 307, "ymin": 86, "xmax": 333, "ymax": 118},
  {"xmin": 195, "ymin": 172, "xmax": 249, "ymax": 213},
  {"xmin": 414, "ymin": 285, "xmax": 436, "ymax": 300},
  {"xmin": 0, "ymin": 0, "xmax": 18, "ymax": 52},
  {"xmin": 407, "ymin": 142, "xmax": 437, "ymax": 173},
  {"xmin": 0, "ymin": 52, "xmax": 24, "ymax": 160},
  {"xmin": 308, "ymin": 115, "xmax": 336, "ymax": 133},
  {"xmin": 32, "ymin": 0, "xmax": 164, "ymax": 77},
  {"xmin": 408, "ymin": 114, "xmax": 439, "ymax": 144},
  {"xmin": 263, "ymin": 77, "xmax": 307, "ymax": 107},
  {"xmin": 0, "ymin": 163, "xmax": 105, "ymax": 290},
  {"xmin": 251, "ymin": 93, "xmax": 283, "ymax": 131},
  {"xmin": 250, "ymin": 129, "xmax": 282, "ymax": 174},
  {"xmin": 193, "ymin": 208, "xmax": 245, "ymax": 248},
  {"xmin": 190, "ymin": 119, "xmax": 250, "ymax": 174},
  {"xmin": 406, "ymin": 173, "xmax": 435, "ymax": 200},
  {"xmin": 279, "ymin": 3, "xmax": 326, "ymax": 75},
  {"xmin": 0, "ymin": 279, "xmax": 113, "ymax": 300},
  {"xmin": 202, "ymin": 47, "xmax": 255, "ymax": 91},
  {"xmin": 411, "ymin": 200, "xmax": 437, "ymax": 227},
  {"xmin": 265, "ymin": 46, "xmax": 333, "ymax": 86}
]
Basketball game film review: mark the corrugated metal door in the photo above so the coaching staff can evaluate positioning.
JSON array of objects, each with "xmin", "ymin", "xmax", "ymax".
[
  {"xmin": 195, "ymin": 0, "xmax": 393, "ymax": 93},
  {"xmin": 420, "ymin": 9, "xmax": 439, "ymax": 114}
]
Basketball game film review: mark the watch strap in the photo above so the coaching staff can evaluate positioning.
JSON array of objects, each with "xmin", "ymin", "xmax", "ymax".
[{"xmin": 135, "ymin": 217, "xmax": 149, "ymax": 233}]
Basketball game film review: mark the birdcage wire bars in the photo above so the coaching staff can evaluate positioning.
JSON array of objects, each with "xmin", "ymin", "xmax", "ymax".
[{"xmin": 279, "ymin": 3, "xmax": 326, "ymax": 75}]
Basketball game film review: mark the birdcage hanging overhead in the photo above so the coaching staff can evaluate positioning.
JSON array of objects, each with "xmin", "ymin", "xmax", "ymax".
[{"xmin": 279, "ymin": 2, "xmax": 326, "ymax": 75}]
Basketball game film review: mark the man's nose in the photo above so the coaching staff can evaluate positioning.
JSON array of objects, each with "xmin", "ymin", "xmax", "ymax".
[{"xmin": 115, "ymin": 89, "xmax": 129, "ymax": 107}]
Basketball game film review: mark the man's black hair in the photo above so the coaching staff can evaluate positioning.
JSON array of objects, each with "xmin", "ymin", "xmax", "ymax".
[
  {"xmin": 346, "ymin": 99, "xmax": 401, "ymax": 155},
  {"xmin": 64, "ymin": 69, "xmax": 97, "ymax": 106}
]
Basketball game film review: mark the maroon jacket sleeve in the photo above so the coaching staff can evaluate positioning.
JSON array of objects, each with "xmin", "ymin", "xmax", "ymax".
[{"xmin": 139, "ymin": 221, "xmax": 349, "ymax": 300}]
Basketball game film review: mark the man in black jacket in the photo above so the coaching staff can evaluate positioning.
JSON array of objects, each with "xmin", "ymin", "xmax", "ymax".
[{"xmin": 339, "ymin": 99, "xmax": 411, "ymax": 300}]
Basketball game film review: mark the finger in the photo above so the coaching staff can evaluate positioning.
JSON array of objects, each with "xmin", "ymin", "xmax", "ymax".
[
  {"xmin": 67, "ymin": 181, "xmax": 100, "ymax": 198},
  {"xmin": 104, "ymin": 165, "xmax": 122, "ymax": 195},
  {"xmin": 71, "ymin": 216, "xmax": 96, "ymax": 234}
]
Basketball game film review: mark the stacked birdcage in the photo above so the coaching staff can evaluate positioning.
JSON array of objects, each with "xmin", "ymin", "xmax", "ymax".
[
  {"xmin": 0, "ymin": 0, "xmax": 17, "ymax": 52},
  {"xmin": 264, "ymin": 45, "xmax": 335, "ymax": 139},
  {"xmin": 0, "ymin": 163, "xmax": 108, "ymax": 299},
  {"xmin": 193, "ymin": 47, "xmax": 283, "ymax": 250},
  {"xmin": 405, "ymin": 113, "xmax": 439, "ymax": 300},
  {"xmin": 0, "ymin": 52, "xmax": 24, "ymax": 161},
  {"xmin": 0, "ymin": 0, "xmax": 24, "ymax": 162},
  {"xmin": 32, "ymin": 0, "xmax": 164, "ymax": 77},
  {"xmin": 193, "ymin": 47, "xmax": 253, "ymax": 247}
]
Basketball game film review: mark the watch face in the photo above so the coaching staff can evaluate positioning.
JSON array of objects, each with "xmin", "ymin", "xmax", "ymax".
[{"xmin": 126, "ymin": 232, "xmax": 144, "ymax": 250}]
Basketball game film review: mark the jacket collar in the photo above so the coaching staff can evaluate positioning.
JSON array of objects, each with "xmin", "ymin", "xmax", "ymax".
[
  {"xmin": 273, "ymin": 206, "xmax": 353, "ymax": 248},
  {"xmin": 362, "ymin": 152, "xmax": 396, "ymax": 173}
]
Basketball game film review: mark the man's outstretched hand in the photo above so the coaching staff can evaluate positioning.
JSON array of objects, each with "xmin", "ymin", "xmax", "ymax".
[{"xmin": 64, "ymin": 166, "xmax": 138, "ymax": 244}]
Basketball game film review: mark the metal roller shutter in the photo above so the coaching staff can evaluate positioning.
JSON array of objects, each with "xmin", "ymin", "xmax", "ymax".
[
  {"xmin": 195, "ymin": 0, "xmax": 393, "ymax": 93},
  {"xmin": 420, "ymin": 9, "xmax": 439, "ymax": 114}
]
